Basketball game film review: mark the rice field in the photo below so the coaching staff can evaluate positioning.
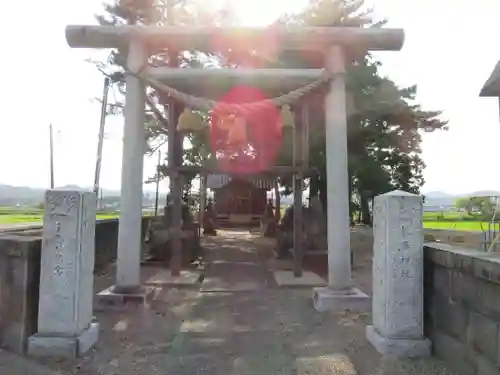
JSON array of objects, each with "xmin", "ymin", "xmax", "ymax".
[{"xmin": 0, "ymin": 207, "xmax": 119, "ymax": 225}]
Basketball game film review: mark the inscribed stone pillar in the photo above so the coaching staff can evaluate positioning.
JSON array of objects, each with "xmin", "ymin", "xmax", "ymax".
[
  {"xmin": 366, "ymin": 190, "xmax": 430, "ymax": 358},
  {"xmin": 28, "ymin": 190, "xmax": 99, "ymax": 359},
  {"xmin": 312, "ymin": 44, "xmax": 369, "ymax": 312}
]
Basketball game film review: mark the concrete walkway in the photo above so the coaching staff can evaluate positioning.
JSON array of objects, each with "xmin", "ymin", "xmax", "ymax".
[{"xmin": 3, "ymin": 230, "xmax": 456, "ymax": 375}]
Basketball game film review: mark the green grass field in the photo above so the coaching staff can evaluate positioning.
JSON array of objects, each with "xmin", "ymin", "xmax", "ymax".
[
  {"xmin": 0, "ymin": 207, "xmax": 119, "ymax": 225},
  {"xmin": 422, "ymin": 210, "xmax": 497, "ymax": 231},
  {"xmin": 422, "ymin": 221, "xmax": 491, "ymax": 231},
  {"xmin": 1, "ymin": 206, "xmax": 496, "ymax": 232}
]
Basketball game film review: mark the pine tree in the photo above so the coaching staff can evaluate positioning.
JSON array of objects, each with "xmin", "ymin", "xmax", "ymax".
[
  {"xmin": 271, "ymin": 0, "xmax": 447, "ymax": 218},
  {"xmin": 94, "ymin": 0, "xmax": 238, "ymax": 188},
  {"xmin": 94, "ymin": 0, "xmax": 448, "ymax": 212}
]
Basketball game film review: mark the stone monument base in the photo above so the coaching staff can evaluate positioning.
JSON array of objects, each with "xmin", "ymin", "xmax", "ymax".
[
  {"xmin": 312, "ymin": 286, "xmax": 370, "ymax": 312},
  {"xmin": 365, "ymin": 325, "xmax": 431, "ymax": 358},
  {"xmin": 274, "ymin": 271, "xmax": 326, "ymax": 288},
  {"xmin": 27, "ymin": 322, "xmax": 99, "ymax": 360},
  {"xmin": 97, "ymin": 286, "xmax": 154, "ymax": 309}
]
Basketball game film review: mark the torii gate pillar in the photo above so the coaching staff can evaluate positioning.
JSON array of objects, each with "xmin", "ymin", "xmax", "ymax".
[
  {"xmin": 312, "ymin": 45, "xmax": 369, "ymax": 312},
  {"xmin": 97, "ymin": 39, "xmax": 151, "ymax": 305}
]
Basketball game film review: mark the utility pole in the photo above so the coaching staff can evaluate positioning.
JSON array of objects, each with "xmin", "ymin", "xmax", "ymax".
[
  {"xmin": 94, "ymin": 77, "xmax": 111, "ymax": 208},
  {"xmin": 49, "ymin": 124, "xmax": 55, "ymax": 189},
  {"xmin": 154, "ymin": 150, "xmax": 161, "ymax": 216}
]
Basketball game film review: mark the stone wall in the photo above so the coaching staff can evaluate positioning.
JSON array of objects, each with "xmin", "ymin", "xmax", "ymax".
[
  {"xmin": 424, "ymin": 229, "xmax": 486, "ymax": 250},
  {"xmin": 424, "ymin": 243, "xmax": 500, "ymax": 375},
  {"xmin": 0, "ymin": 235, "xmax": 41, "ymax": 353},
  {"xmin": 0, "ymin": 217, "xmax": 151, "ymax": 354},
  {"xmin": 93, "ymin": 218, "xmax": 151, "ymax": 270}
]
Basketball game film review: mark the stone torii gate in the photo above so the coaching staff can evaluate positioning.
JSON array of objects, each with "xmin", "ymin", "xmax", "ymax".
[{"xmin": 65, "ymin": 25, "xmax": 404, "ymax": 311}]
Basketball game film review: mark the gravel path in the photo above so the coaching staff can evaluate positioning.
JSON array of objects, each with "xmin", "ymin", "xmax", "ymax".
[{"xmin": 3, "ymin": 230, "xmax": 457, "ymax": 375}]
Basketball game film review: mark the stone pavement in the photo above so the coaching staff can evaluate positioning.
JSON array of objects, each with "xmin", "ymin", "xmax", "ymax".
[
  {"xmin": 0, "ymin": 349, "xmax": 55, "ymax": 375},
  {"xmin": 1, "ymin": 230, "xmax": 456, "ymax": 375}
]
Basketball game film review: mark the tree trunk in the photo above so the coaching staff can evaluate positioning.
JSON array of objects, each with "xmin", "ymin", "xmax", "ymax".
[
  {"xmin": 348, "ymin": 181, "xmax": 354, "ymax": 227},
  {"xmin": 274, "ymin": 181, "xmax": 281, "ymax": 221},
  {"xmin": 360, "ymin": 195, "xmax": 372, "ymax": 226},
  {"xmin": 309, "ymin": 174, "xmax": 320, "ymax": 200},
  {"xmin": 318, "ymin": 172, "xmax": 327, "ymax": 213}
]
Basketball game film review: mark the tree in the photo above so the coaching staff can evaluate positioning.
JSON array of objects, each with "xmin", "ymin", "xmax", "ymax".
[
  {"xmin": 94, "ymin": 0, "xmax": 238, "ymax": 192},
  {"xmin": 271, "ymin": 0, "xmax": 447, "ymax": 224},
  {"xmin": 95, "ymin": 0, "xmax": 447, "ymax": 218},
  {"xmin": 456, "ymin": 196, "xmax": 495, "ymax": 219}
]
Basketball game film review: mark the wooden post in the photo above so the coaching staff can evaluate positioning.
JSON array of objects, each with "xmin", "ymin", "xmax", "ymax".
[
  {"xmin": 169, "ymin": 102, "xmax": 183, "ymax": 276},
  {"xmin": 293, "ymin": 105, "xmax": 304, "ymax": 277},
  {"xmin": 49, "ymin": 124, "xmax": 55, "ymax": 189},
  {"xmin": 93, "ymin": 77, "xmax": 110, "ymax": 201},
  {"xmin": 274, "ymin": 180, "xmax": 280, "ymax": 222},
  {"xmin": 199, "ymin": 173, "xmax": 207, "ymax": 232},
  {"xmin": 163, "ymin": 0, "xmax": 183, "ymax": 277},
  {"xmin": 302, "ymin": 102, "xmax": 310, "ymax": 169},
  {"xmin": 154, "ymin": 150, "xmax": 161, "ymax": 217}
]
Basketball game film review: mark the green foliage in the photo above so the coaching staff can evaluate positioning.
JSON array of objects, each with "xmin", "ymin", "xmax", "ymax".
[
  {"xmin": 272, "ymin": 0, "xmax": 447, "ymax": 205},
  {"xmin": 96, "ymin": 0, "xmax": 447, "ymax": 204},
  {"xmin": 95, "ymin": 0, "xmax": 238, "ymax": 190},
  {"xmin": 422, "ymin": 209, "xmax": 499, "ymax": 232},
  {"xmin": 455, "ymin": 196, "xmax": 496, "ymax": 220},
  {"xmin": 0, "ymin": 206, "xmax": 122, "ymax": 225}
]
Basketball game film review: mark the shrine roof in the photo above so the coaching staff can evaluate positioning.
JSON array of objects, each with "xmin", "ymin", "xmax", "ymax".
[
  {"xmin": 480, "ymin": 60, "xmax": 500, "ymax": 97},
  {"xmin": 207, "ymin": 174, "xmax": 274, "ymax": 190}
]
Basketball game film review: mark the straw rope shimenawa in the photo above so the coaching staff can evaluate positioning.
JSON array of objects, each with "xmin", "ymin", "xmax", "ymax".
[{"xmin": 125, "ymin": 66, "xmax": 335, "ymax": 117}]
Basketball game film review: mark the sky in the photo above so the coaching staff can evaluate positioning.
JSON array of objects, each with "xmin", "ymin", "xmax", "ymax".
[{"xmin": 0, "ymin": 0, "xmax": 499, "ymax": 195}]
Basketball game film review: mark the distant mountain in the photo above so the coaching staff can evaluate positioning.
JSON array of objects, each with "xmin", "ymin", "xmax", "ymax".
[
  {"xmin": 58, "ymin": 185, "xmax": 122, "ymax": 197},
  {"xmin": 0, "ymin": 183, "xmax": 151, "ymax": 207},
  {"xmin": 0, "ymin": 184, "xmax": 45, "ymax": 206},
  {"xmin": 467, "ymin": 191, "xmax": 500, "ymax": 198},
  {"xmin": 2, "ymin": 182, "xmax": 499, "ymax": 208},
  {"xmin": 423, "ymin": 191, "xmax": 453, "ymax": 198},
  {"xmin": 423, "ymin": 191, "xmax": 456, "ymax": 207}
]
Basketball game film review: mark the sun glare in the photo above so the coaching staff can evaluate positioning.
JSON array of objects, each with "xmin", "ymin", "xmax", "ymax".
[{"xmin": 209, "ymin": 0, "xmax": 307, "ymax": 26}]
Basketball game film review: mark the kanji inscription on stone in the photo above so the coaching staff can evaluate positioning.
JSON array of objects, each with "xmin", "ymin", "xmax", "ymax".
[
  {"xmin": 371, "ymin": 190, "xmax": 424, "ymax": 340},
  {"xmin": 37, "ymin": 190, "xmax": 96, "ymax": 336}
]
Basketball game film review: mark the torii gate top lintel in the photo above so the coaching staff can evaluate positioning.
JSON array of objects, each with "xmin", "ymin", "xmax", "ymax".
[{"xmin": 65, "ymin": 25, "xmax": 404, "ymax": 53}]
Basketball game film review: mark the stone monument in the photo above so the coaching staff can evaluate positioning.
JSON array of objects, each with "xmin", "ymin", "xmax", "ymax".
[
  {"xmin": 147, "ymin": 199, "xmax": 201, "ymax": 264},
  {"xmin": 366, "ymin": 190, "xmax": 430, "ymax": 358},
  {"xmin": 28, "ymin": 190, "xmax": 99, "ymax": 359},
  {"xmin": 261, "ymin": 199, "xmax": 277, "ymax": 237},
  {"xmin": 203, "ymin": 198, "xmax": 217, "ymax": 236}
]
